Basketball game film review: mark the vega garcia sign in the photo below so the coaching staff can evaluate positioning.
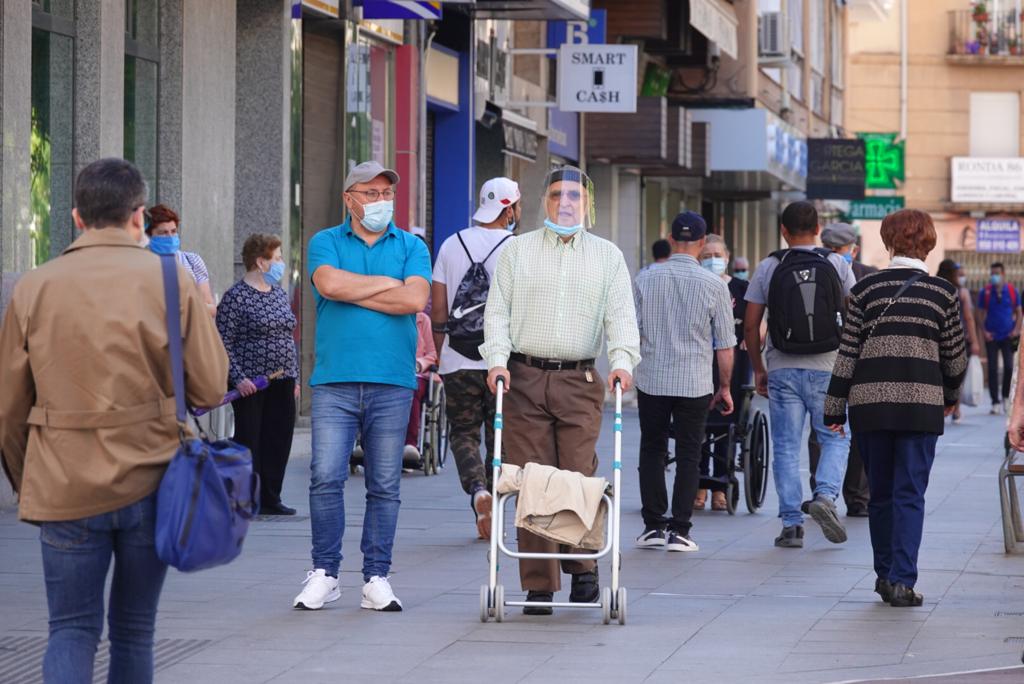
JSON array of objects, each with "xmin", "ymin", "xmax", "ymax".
[{"xmin": 557, "ymin": 44, "xmax": 638, "ymax": 113}]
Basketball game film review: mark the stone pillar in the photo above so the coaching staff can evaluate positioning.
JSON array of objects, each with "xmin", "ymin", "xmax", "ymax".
[
  {"xmin": 0, "ymin": 0, "xmax": 32, "ymax": 275},
  {"xmin": 73, "ymin": 0, "xmax": 125, "ymax": 171},
  {"xmin": 176, "ymin": 0, "xmax": 237, "ymax": 298},
  {"xmin": 234, "ymin": 0, "xmax": 292, "ymax": 280}
]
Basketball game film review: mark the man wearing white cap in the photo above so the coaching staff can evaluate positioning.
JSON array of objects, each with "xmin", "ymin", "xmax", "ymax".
[
  {"xmin": 430, "ymin": 177, "xmax": 520, "ymax": 539},
  {"xmin": 294, "ymin": 161, "xmax": 431, "ymax": 613}
]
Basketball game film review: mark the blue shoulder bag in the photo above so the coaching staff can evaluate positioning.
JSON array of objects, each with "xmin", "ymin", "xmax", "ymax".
[{"xmin": 155, "ymin": 254, "xmax": 260, "ymax": 572}]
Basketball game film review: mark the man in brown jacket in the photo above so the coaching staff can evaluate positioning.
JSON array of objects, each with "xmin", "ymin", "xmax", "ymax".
[{"xmin": 0, "ymin": 158, "xmax": 228, "ymax": 683}]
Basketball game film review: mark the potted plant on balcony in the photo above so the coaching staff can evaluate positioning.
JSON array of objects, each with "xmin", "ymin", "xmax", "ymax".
[
  {"xmin": 1011, "ymin": 38, "xmax": 1022, "ymax": 55},
  {"xmin": 973, "ymin": 2, "xmax": 989, "ymax": 24}
]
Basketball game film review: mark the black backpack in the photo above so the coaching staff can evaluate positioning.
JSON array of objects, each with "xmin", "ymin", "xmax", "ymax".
[
  {"xmin": 766, "ymin": 248, "xmax": 844, "ymax": 355},
  {"xmin": 445, "ymin": 231, "xmax": 511, "ymax": 360}
]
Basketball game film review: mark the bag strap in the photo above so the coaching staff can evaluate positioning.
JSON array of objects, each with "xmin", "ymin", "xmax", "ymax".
[
  {"xmin": 481, "ymin": 234, "xmax": 512, "ymax": 264},
  {"xmin": 160, "ymin": 255, "xmax": 188, "ymax": 426},
  {"xmin": 865, "ymin": 272, "xmax": 925, "ymax": 342},
  {"xmin": 456, "ymin": 231, "xmax": 476, "ymax": 263}
]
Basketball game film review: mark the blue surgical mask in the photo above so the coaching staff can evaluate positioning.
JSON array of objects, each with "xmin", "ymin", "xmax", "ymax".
[
  {"xmin": 701, "ymin": 257, "xmax": 727, "ymax": 276},
  {"xmin": 507, "ymin": 219, "xmax": 517, "ymax": 233},
  {"xmin": 264, "ymin": 261, "xmax": 286, "ymax": 286},
  {"xmin": 842, "ymin": 252, "xmax": 854, "ymax": 264},
  {"xmin": 360, "ymin": 200, "xmax": 394, "ymax": 233},
  {"xmin": 544, "ymin": 218, "xmax": 583, "ymax": 237},
  {"xmin": 958, "ymin": 275, "xmax": 968, "ymax": 287},
  {"xmin": 149, "ymin": 235, "xmax": 180, "ymax": 255},
  {"xmin": 734, "ymin": 270, "xmax": 748, "ymax": 281},
  {"xmin": 991, "ymin": 274, "xmax": 1003, "ymax": 286}
]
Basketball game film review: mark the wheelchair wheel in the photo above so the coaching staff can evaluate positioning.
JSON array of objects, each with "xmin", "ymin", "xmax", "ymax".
[
  {"xmin": 435, "ymin": 385, "xmax": 449, "ymax": 469},
  {"xmin": 744, "ymin": 410, "xmax": 770, "ymax": 513},
  {"xmin": 725, "ymin": 478, "xmax": 738, "ymax": 515}
]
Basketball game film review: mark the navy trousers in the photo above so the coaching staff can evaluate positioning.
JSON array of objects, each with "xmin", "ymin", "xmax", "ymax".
[{"xmin": 854, "ymin": 431, "xmax": 938, "ymax": 589}]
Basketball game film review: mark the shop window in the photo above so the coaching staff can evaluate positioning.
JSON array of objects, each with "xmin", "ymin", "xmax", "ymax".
[
  {"xmin": 346, "ymin": 27, "xmax": 395, "ymax": 172},
  {"xmin": 30, "ymin": 1, "xmax": 75, "ymax": 267},
  {"xmin": 124, "ymin": 0, "xmax": 160, "ymax": 198}
]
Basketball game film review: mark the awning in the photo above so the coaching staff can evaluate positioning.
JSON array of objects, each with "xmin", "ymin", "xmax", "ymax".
[
  {"xmin": 468, "ymin": 0, "xmax": 589, "ymax": 20},
  {"xmin": 689, "ymin": 0, "xmax": 739, "ymax": 59},
  {"xmin": 501, "ymin": 110, "xmax": 539, "ymax": 162}
]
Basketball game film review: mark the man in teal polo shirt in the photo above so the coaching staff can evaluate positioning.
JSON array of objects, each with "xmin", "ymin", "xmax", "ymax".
[{"xmin": 293, "ymin": 161, "xmax": 431, "ymax": 613}]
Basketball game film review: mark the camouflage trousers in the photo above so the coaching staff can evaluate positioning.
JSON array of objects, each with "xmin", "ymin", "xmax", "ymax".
[{"xmin": 442, "ymin": 369, "xmax": 496, "ymax": 495}]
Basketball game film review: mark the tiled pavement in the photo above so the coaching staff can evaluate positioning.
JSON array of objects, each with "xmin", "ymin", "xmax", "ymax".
[{"xmin": 1, "ymin": 399, "xmax": 1023, "ymax": 683}]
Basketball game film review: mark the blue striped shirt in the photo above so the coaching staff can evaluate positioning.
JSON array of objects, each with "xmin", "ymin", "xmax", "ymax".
[{"xmin": 634, "ymin": 253, "xmax": 736, "ymax": 397}]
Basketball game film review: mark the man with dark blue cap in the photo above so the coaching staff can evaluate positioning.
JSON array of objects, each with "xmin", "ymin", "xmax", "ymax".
[{"xmin": 633, "ymin": 211, "xmax": 736, "ymax": 553}]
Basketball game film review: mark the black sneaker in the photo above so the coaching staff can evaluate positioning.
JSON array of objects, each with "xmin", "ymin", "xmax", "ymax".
[
  {"xmin": 665, "ymin": 531, "xmax": 699, "ymax": 552},
  {"xmin": 774, "ymin": 525, "xmax": 804, "ymax": 548},
  {"xmin": 635, "ymin": 527, "xmax": 666, "ymax": 549},
  {"xmin": 523, "ymin": 591, "xmax": 554, "ymax": 616},
  {"xmin": 569, "ymin": 569, "xmax": 600, "ymax": 603},
  {"xmin": 808, "ymin": 494, "xmax": 848, "ymax": 544},
  {"xmin": 874, "ymin": 577, "xmax": 894, "ymax": 603},
  {"xmin": 889, "ymin": 583, "xmax": 923, "ymax": 607}
]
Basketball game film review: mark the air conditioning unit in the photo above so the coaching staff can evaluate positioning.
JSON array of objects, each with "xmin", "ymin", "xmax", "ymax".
[{"xmin": 759, "ymin": 12, "xmax": 790, "ymax": 64}]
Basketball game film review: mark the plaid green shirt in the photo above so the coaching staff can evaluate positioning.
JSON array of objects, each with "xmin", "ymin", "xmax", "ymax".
[{"xmin": 481, "ymin": 227, "xmax": 640, "ymax": 373}]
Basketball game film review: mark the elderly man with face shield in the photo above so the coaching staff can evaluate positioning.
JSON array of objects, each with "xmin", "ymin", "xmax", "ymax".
[{"xmin": 481, "ymin": 166, "xmax": 640, "ymax": 615}]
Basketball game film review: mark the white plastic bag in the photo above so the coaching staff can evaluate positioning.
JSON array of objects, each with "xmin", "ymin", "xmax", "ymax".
[{"xmin": 961, "ymin": 355, "xmax": 983, "ymax": 407}]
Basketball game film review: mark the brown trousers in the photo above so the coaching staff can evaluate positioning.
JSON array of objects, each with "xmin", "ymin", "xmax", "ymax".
[{"xmin": 503, "ymin": 359, "xmax": 606, "ymax": 592}]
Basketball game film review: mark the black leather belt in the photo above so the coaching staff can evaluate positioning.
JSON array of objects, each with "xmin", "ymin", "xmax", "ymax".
[{"xmin": 509, "ymin": 352, "xmax": 595, "ymax": 371}]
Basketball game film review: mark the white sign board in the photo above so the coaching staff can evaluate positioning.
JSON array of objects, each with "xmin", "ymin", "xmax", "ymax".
[
  {"xmin": 557, "ymin": 44, "xmax": 638, "ymax": 113},
  {"xmin": 951, "ymin": 157, "xmax": 1024, "ymax": 203}
]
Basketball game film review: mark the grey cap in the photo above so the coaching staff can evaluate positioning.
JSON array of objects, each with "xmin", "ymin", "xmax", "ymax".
[
  {"xmin": 821, "ymin": 222, "xmax": 858, "ymax": 248},
  {"xmin": 343, "ymin": 161, "xmax": 400, "ymax": 192}
]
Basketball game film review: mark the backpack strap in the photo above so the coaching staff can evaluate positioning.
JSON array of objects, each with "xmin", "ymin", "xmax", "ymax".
[
  {"xmin": 160, "ymin": 255, "xmax": 188, "ymax": 429},
  {"xmin": 1010, "ymin": 283, "xmax": 1018, "ymax": 307},
  {"xmin": 481, "ymin": 234, "xmax": 512, "ymax": 264},
  {"xmin": 983, "ymin": 284, "xmax": 993, "ymax": 310},
  {"xmin": 456, "ymin": 231, "xmax": 476, "ymax": 263}
]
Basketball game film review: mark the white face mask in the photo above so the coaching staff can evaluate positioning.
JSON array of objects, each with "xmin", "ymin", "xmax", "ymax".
[{"xmin": 359, "ymin": 200, "xmax": 394, "ymax": 233}]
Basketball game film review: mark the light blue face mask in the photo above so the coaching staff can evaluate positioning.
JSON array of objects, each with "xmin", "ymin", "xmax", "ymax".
[
  {"xmin": 544, "ymin": 218, "xmax": 583, "ymax": 237},
  {"xmin": 701, "ymin": 257, "xmax": 727, "ymax": 276},
  {"xmin": 733, "ymin": 270, "xmax": 748, "ymax": 281},
  {"xmin": 360, "ymin": 200, "xmax": 394, "ymax": 233},
  {"xmin": 842, "ymin": 252, "xmax": 854, "ymax": 264},
  {"xmin": 149, "ymin": 235, "xmax": 180, "ymax": 255},
  {"xmin": 992, "ymin": 273, "xmax": 1003, "ymax": 286},
  {"xmin": 263, "ymin": 261, "xmax": 286, "ymax": 286}
]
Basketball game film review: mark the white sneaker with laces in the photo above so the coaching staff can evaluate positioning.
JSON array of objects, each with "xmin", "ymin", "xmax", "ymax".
[
  {"xmin": 361, "ymin": 576, "xmax": 403, "ymax": 611},
  {"xmin": 293, "ymin": 569, "xmax": 340, "ymax": 610}
]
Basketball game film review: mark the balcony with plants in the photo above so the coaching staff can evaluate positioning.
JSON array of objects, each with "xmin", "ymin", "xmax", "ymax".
[{"xmin": 948, "ymin": 2, "xmax": 1024, "ymax": 63}]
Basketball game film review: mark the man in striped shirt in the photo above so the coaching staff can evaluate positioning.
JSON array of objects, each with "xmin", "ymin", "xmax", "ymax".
[
  {"xmin": 481, "ymin": 166, "xmax": 639, "ymax": 615},
  {"xmin": 633, "ymin": 212, "xmax": 736, "ymax": 553}
]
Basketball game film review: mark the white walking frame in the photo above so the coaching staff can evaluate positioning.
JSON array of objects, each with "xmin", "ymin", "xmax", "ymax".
[{"xmin": 480, "ymin": 378, "xmax": 627, "ymax": 625}]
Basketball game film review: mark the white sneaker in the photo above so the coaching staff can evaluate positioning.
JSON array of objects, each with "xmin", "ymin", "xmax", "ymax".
[
  {"xmin": 361, "ymin": 575, "xmax": 403, "ymax": 611},
  {"xmin": 293, "ymin": 569, "xmax": 340, "ymax": 610}
]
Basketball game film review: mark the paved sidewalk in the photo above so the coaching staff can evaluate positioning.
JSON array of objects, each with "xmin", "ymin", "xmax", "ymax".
[{"xmin": 1, "ymin": 400, "xmax": 1023, "ymax": 684}]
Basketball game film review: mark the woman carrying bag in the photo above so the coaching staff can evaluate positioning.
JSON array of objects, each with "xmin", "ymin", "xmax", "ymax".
[{"xmin": 824, "ymin": 209, "xmax": 967, "ymax": 608}]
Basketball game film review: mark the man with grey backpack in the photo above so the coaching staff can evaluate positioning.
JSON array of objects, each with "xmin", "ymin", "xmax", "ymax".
[
  {"xmin": 430, "ymin": 177, "xmax": 519, "ymax": 540},
  {"xmin": 743, "ymin": 201, "xmax": 856, "ymax": 549}
]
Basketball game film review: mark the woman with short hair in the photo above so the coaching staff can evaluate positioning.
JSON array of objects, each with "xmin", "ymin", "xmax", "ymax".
[
  {"xmin": 824, "ymin": 209, "xmax": 967, "ymax": 607},
  {"xmin": 936, "ymin": 258, "xmax": 981, "ymax": 423},
  {"xmin": 145, "ymin": 204, "xmax": 216, "ymax": 315},
  {"xmin": 216, "ymin": 233, "xmax": 299, "ymax": 515}
]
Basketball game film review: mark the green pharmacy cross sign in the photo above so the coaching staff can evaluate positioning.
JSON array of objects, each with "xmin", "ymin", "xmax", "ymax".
[{"xmin": 858, "ymin": 132, "xmax": 904, "ymax": 190}]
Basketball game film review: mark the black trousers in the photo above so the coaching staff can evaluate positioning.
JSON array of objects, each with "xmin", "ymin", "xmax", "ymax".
[
  {"xmin": 231, "ymin": 377, "xmax": 296, "ymax": 509},
  {"xmin": 638, "ymin": 390, "xmax": 711, "ymax": 535},
  {"xmin": 986, "ymin": 338, "xmax": 1014, "ymax": 403},
  {"xmin": 809, "ymin": 430, "xmax": 869, "ymax": 509}
]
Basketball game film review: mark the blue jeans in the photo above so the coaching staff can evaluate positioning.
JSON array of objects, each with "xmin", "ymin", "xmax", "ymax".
[
  {"xmin": 39, "ymin": 493, "xmax": 167, "ymax": 684},
  {"xmin": 310, "ymin": 382, "xmax": 413, "ymax": 580},
  {"xmin": 768, "ymin": 368, "xmax": 851, "ymax": 527},
  {"xmin": 855, "ymin": 431, "xmax": 937, "ymax": 588}
]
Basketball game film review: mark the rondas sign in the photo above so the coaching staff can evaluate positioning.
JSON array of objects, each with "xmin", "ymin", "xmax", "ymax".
[{"xmin": 557, "ymin": 44, "xmax": 638, "ymax": 113}]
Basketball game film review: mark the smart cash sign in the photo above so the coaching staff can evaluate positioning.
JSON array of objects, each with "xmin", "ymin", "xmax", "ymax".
[{"xmin": 557, "ymin": 44, "xmax": 638, "ymax": 113}]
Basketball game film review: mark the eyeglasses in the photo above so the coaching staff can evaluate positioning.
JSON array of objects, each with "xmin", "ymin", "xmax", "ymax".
[
  {"xmin": 548, "ymin": 189, "xmax": 582, "ymax": 202},
  {"xmin": 348, "ymin": 189, "xmax": 396, "ymax": 202}
]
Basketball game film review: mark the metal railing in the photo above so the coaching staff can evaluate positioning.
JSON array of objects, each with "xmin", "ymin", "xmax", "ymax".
[{"xmin": 948, "ymin": 8, "xmax": 1024, "ymax": 57}]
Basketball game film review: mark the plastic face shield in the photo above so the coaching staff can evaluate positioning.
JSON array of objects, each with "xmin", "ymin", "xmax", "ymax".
[{"xmin": 540, "ymin": 166, "xmax": 596, "ymax": 231}]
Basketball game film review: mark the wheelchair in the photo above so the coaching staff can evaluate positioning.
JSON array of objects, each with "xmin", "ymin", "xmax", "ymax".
[
  {"xmin": 666, "ymin": 385, "xmax": 770, "ymax": 514},
  {"xmin": 349, "ymin": 369, "xmax": 449, "ymax": 475}
]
